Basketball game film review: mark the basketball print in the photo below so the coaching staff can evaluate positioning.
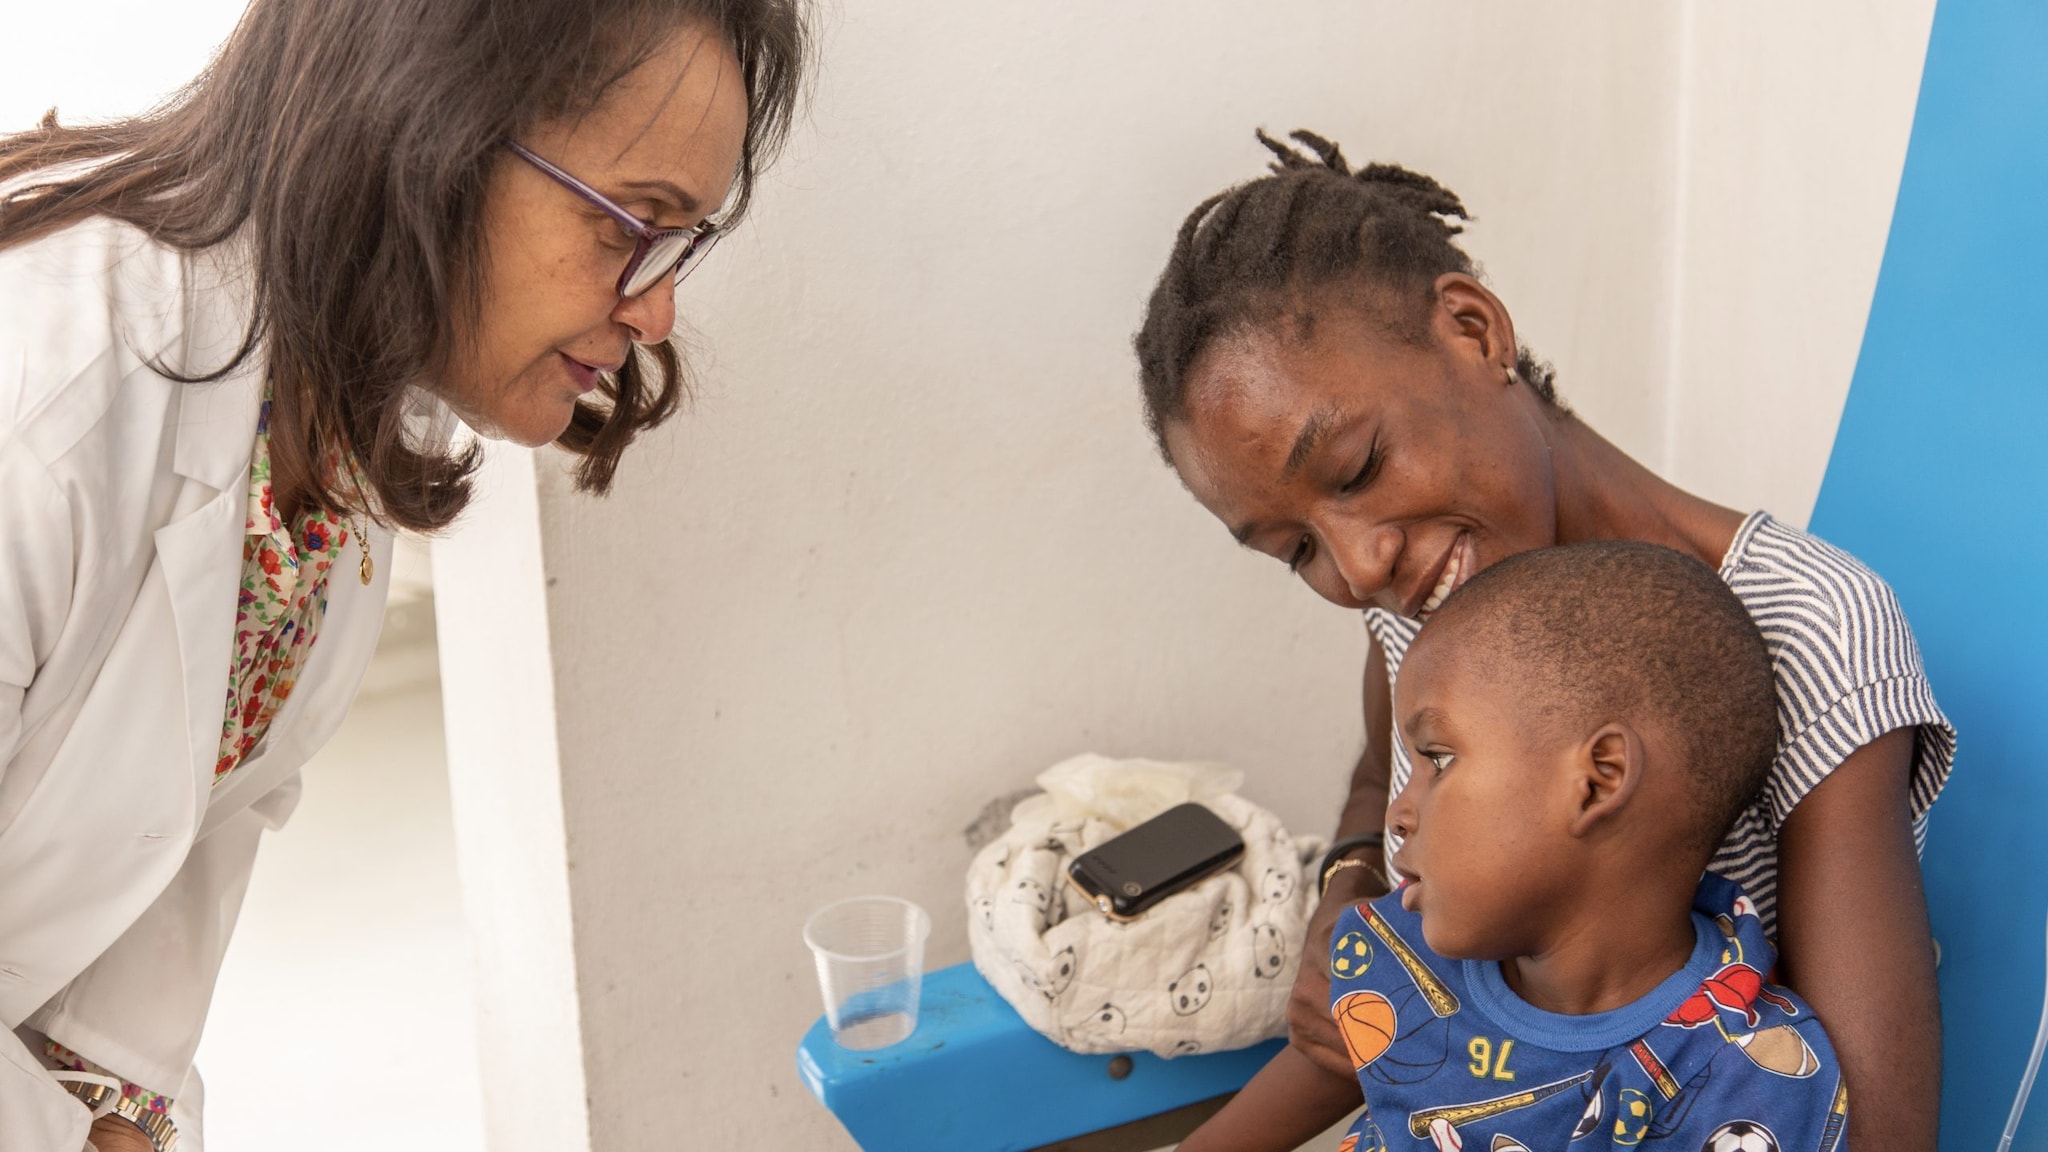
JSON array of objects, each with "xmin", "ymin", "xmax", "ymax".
[{"xmin": 1332, "ymin": 989, "xmax": 1399, "ymax": 1069}]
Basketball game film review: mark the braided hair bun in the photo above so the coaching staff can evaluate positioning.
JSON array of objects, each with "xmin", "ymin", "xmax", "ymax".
[{"xmin": 1135, "ymin": 129, "xmax": 1559, "ymax": 459}]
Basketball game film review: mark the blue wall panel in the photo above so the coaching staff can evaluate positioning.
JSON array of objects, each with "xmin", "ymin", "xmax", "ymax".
[{"xmin": 1807, "ymin": 1, "xmax": 2048, "ymax": 1148}]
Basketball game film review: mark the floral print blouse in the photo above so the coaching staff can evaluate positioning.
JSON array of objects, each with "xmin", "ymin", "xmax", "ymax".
[
  {"xmin": 46, "ymin": 396, "xmax": 367, "ymax": 1132},
  {"xmin": 216, "ymin": 397, "xmax": 360, "ymax": 782}
]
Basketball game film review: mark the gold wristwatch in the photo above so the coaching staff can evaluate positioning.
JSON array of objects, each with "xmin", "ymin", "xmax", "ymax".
[{"xmin": 61, "ymin": 1079, "xmax": 180, "ymax": 1152}]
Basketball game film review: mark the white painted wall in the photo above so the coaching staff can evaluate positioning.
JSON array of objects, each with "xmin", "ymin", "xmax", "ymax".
[
  {"xmin": 0, "ymin": 3, "xmax": 240, "ymax": 130},
  {"xmin": 431, "ymin": 445, "xmax": 593, "ymax": 1152},
  {"xmin": 2, "ymin": 2, "xmax": 1938, "ymax": 1150},
  {"xmin": 435, "ymin": 4, "xmax": 1941, "ymax": 1148},
  {"xmin": 1661, "ymin": 0, "xmax": 1938, "ymax": 525},
  {"xmin": 438, "ymin": 4, "xmax": 1706, "ymax": 1149}
]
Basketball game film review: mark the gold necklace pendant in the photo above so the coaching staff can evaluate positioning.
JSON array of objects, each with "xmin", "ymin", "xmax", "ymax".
[{"xmin": 355, "ymin": 516, "xmax": 373, "ymax": 586}]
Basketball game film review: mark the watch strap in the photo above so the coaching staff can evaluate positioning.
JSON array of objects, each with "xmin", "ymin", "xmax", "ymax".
[
  {"xmin": 55, "ymin": 1076, "xmax": 180, "ymax": 1152},
  {"xmin": 112, "ymin": 1094, "xmax": 181, "ymax": 1152}
]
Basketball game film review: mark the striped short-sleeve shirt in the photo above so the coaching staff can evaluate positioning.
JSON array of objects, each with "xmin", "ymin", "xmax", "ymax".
[{"xmin": 1364, "ymin": 511, "xmax": 1956, "ymax": 933}]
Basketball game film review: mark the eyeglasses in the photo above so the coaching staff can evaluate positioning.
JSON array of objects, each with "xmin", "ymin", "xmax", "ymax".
[{"xmin": 504, "ymin": 139, "xmax": 724, "ymax": 299}]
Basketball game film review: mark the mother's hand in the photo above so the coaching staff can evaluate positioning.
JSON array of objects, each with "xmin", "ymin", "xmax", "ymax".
[
  {"xmin": 1286, "ymin": 863, "xmax": 1380, "ymax": 1082},
  {"xmin": 1288, "ymin": 632, "xmax": 1398, "ymax": 1079}
]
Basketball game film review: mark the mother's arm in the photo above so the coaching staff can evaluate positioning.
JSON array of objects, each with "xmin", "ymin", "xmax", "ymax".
[
  {"xmin": 1776, "ymin": 726, "xmax": 1938, "ymax": 1152},
  {"xmin": 1283, "ymin": 634, "xmax": 1396, "ymax": 1085}
]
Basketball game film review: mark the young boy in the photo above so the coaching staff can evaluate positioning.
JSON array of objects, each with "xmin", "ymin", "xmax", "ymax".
[{"xmin": 1182, "ymin": 541, "xmax": 1846, "ymax": 1152}]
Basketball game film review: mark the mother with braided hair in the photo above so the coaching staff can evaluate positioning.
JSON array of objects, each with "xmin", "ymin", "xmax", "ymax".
[{"xmin": 1136, "ymin": 131, "xmax": 1953, "ymax": 1151}]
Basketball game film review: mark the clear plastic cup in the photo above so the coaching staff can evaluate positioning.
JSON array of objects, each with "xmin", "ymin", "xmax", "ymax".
[{"xmin": 803, "ymin": 896, "xmax": 931, "ymax": 1050}]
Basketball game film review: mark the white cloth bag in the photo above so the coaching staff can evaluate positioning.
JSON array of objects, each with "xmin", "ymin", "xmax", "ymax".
[{"xmin": 965, "ymin": 754, "xmax": 1326, "ymax": 1058}]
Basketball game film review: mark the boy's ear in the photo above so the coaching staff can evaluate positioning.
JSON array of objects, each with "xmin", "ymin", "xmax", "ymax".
[{"xmin": 1567, "ymin": 722, "xmax": 1645, "ymax": 839}]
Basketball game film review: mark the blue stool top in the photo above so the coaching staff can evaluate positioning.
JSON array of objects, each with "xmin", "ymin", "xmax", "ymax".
[{"xmin": 798, "ymin": 961, "xmax": 1282, "ymax": 1152}]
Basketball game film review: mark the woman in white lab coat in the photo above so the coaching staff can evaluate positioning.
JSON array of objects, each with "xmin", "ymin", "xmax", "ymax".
[{"xmin": 0, "ymin": 2, "xmax": 804, "ymax": 1148}]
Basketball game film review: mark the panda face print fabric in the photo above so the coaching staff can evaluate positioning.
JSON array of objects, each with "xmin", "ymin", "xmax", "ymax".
[{"xmin": 965, "ymin": 790, "xmax": 1325, "ymax": 1058}]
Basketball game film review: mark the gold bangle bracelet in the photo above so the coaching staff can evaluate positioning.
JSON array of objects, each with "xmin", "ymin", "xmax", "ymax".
[{"xmin": 1319, "ymin": 856, "xmax": 1376, "ymax": 897}]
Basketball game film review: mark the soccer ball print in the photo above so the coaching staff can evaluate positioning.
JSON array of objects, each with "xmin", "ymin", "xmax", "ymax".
[
  {"xmin": 1701, "ymin": 1120, "xmax": 1781, "ymax": 1152},
  {"xmin": 1331, "ymin": 928, "xmax": 1375, "ymax": 980}
]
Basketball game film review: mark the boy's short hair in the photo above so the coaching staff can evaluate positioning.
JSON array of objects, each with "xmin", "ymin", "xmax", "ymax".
[{"xmin": 1423, "ymin": 541, "xmax": 1778, "ymax": 854}]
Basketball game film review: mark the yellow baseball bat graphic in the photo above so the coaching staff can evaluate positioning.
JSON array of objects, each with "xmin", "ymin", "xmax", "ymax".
[
  {"xmin": 1815, "ymin": 1078, "xmax": 1848, "ymax": 1152},
  {"xmin": 1406, "ymin": 1071, "xmax": 1595, "ymax": 1138},
  {"xmin": 1364, "ymin": 904, "xmax": 1460, "ymax": 1018}
]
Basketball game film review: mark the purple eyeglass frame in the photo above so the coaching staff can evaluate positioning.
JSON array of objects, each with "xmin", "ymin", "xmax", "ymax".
[{"xmin": 504, "ymin": 139, "xmax": 723, "ymax": 298}]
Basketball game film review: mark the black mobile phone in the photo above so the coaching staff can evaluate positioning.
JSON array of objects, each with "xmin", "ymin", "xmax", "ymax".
[{"xmin": 1065, "ymin": 802, "xmax": 1246, "ymax": 921}]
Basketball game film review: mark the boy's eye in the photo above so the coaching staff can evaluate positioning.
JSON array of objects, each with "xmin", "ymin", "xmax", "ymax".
[{"xmin": 1425, "ymin": 751, "xmax": 1454, "ymax": 776}]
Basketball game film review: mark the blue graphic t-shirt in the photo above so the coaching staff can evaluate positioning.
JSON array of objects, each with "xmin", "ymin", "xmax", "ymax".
[{"xmin": 1328, "ymin": 874, "xmax": 1846, "ymax": 1152}]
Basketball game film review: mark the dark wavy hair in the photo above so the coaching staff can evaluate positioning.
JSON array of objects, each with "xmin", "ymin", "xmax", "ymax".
[
  {"xmin": 0, "ymin": 0, "xmax": 808, "ymax": 532},
  {"xmin": 1135, "ymin": 129, "xmax": 1563, "ymax": 462}
]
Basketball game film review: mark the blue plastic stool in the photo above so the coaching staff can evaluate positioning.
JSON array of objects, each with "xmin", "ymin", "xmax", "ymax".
[{"xmin": 798, "ymin": 962, "xmax": 1282, "ymax": 1151}]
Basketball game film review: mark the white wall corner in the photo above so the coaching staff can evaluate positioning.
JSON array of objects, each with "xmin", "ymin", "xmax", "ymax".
[
  {"xmin": 1660, "ymin": 0, "xmax": 1938, "ymax": 526},
  {"xmin": 432, "ymin": 440, "xmax": 593, "ymax": 1152},
  {"xmin": 1658, "ymin": 0, "xmax": 1701, "ymax": 479}
]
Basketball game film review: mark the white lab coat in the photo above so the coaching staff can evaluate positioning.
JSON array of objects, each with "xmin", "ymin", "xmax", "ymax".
[{"xmin": 0, "ymin": 218, "xmax": 395, "ymax": 1150}]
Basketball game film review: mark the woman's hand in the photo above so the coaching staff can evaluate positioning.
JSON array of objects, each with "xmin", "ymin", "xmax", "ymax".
[
  {"xmin": 1287, "ymin": 631, "xmax": 1398, "ymax": 1079},
  {"xmin": 1285, "ymin": 864, "xmax": 1380, "ymax": 1083},
  {"xmin": 1776, "ymin": 726, "xmax": 1938, "ymax": 1152},
  {"xmin": 86, "ymin": 1116, "xmax": 157, "ymax": 1152}
]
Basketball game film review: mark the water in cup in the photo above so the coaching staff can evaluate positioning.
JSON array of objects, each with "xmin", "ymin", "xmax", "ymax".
[
  {"xmin": 833, "ymin": 1007, "xmax": 915, "ymax": 1049},
  {"xmin": 804, "ymin": 896, "xmax": 931, "ymax": 1051}
]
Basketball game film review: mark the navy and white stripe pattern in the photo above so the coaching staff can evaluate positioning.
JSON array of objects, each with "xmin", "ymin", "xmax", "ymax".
[{"xmin": 1364, "ymin": 511, "xmax": 1955, "ymax": 935}]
